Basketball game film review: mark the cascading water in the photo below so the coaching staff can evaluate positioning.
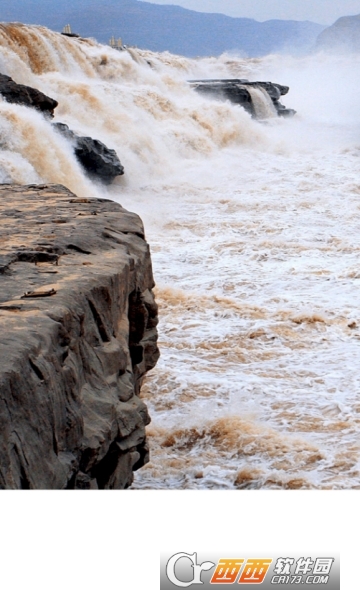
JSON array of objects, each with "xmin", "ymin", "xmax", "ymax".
[
  {"xmin": 1, "ymin": 23, "xmax": 360, "ymax": 489},
  {"xmin": 0, "ymin": 23, "xmax": 268, "ymax": 192},
  {"xmin": 245, "ymin": 85, "xmax": 278, "ymax": 119}
]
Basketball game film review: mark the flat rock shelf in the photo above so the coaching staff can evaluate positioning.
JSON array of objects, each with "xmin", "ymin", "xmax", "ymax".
[{"xmin": 0, "ymin": 183, "xmax": 159, "ymax": 489}]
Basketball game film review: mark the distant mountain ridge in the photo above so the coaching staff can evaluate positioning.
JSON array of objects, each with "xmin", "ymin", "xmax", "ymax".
[
  {"xmin": 0, "ymin": 0, "xmax": 324, "ymax": 57},
  {"xmin": 315, "ymin": 13, "xmax": 360, "ymax": 52}
]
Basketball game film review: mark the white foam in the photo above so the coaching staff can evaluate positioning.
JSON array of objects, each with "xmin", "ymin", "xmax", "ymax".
[{"xmin": 0, "ymin": 24, "xmax": 359, "ymax": 488}]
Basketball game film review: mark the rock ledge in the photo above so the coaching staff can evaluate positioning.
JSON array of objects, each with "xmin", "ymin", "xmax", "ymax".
[
  {"xmin": 189, "ymin": 79, "xmax": 296, "ymax": 117},
  {"xmin": 0, "ymin": 184, "xmax": 159, "ymax": 489}
]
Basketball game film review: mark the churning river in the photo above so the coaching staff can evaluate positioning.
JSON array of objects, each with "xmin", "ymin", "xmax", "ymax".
[{"xmin": 1, "ymin": 24, "xmax": 360, "ymax": 489}]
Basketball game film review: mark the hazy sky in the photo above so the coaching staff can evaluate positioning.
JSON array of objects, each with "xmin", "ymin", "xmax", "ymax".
[{"xmin": 140, "ymin": 0, "xmax": 360, "ymax": 24}]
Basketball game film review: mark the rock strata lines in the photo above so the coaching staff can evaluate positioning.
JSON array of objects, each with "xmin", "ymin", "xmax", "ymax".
[{"xmin": 0, "ymin": 184, "xmax": 159, "ymax": 489}]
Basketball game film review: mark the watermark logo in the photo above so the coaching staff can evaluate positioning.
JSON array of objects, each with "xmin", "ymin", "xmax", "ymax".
[
  {"xmin": 210, "ymin": 559, "xmax": 244, "ymax": 584},
  {"xmin": 271, "ymin": 557, "xmax": 335, "ymax": 585},
  {"xmin": 161, "ymin": 552, "xmax": 340, "ymax": 590},
  {"xmin": 166, "ymin": 553, "xmax": 215, "ymax": 588}
]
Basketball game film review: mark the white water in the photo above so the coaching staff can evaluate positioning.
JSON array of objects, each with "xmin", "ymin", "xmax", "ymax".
[
  {"xmin": 246, "ymin": 85, "xmax": 278, "ymax": 119},
  {"xmin": 1, "ymin": 24, "xmax": 360, "ymax": 489}
]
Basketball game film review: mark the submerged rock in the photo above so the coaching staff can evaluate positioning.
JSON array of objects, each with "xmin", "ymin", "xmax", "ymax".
[
  {"xmin": 0, "ymin": 73, "xmax": 58, "ymax": 116},
  {"xmin": 189, "ymin": 79, "xmax": 296, "ymax": 118},
  {"xmin": 0, "ymin": 184, "xmax": 159, "ymax": 489},
  {"xmin": 54, "ymin": 122, "xmax": 124, "ymax": 183}
]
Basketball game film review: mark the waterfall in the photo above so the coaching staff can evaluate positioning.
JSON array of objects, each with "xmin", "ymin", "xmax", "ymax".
[
  {"xmin": 1, "ymin": 24, "xmax": 360, "ymax": 490},
  {"xmin": 245, "ymin": 85, "xmax": 277, "ymax": 119},
  {"xmin": 0, "ymin": 23, "xmax": 269, "ymax": 193}
]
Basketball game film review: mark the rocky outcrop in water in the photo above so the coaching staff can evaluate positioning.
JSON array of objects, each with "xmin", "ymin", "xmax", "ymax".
[
  {"xmin": 0, "ymin": 74, "xmax": 124, "ymax": 183},
  {"xmin": 189, "ymin": 79, "xmax": 296, "ymax": 118},
  {"xmin": 0, "ymin": 183, "xmax": 159, "ymax": 489},
  {"xmin": 53, "ymin": 123, "xmax": 125, "ymax": 183},
  {"xmin": 0, "ymin": 73, "xmax": 58, "ymax": 116}
]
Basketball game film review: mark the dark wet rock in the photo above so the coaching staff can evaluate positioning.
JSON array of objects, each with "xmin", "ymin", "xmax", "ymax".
[
  {"xmin": 53, "ymin": 122, "xmax": 124, "ymax": 183},
  {"xmin": 0, "ymin": 183, "xmax": 159, "ymax": 489},
  {"xmin": 61, "ymin": 32, "xmax": 80, "ymax": 38},
  {"xmin": 189, "ymin": 79, "xmax": 296, "ymax": 118},
  {"xmin": 0, "ymin": 75, "xmax": 124, "ymax": 182},
  {"xmin": 0, "ymin": 73, "xmax": 58, "ymax": 116}
]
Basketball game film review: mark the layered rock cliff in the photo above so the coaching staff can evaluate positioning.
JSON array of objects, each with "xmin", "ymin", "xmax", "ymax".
[{"xmin": 0, "ymin": 183, "xmax": 159, "ymax": 489}]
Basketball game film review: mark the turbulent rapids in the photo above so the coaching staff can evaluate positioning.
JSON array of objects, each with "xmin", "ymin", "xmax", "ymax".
[{"xmin": 1, "ymin": 23, "xmax": 360, "ymax": 489}]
